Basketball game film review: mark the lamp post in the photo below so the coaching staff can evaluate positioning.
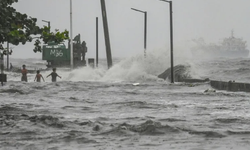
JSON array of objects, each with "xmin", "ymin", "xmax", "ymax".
[
  {"xmin": 160, "ymin": 0, "xmax": 174, "ymax": 83},
  {"xmin": 42, "ymin": 20, "xmax": 50, "ymax": 32},
  {"xmin": 131, "ymin": 8, "xmax": 147, "ymax": 58},
  {"xmin": 70, "ymin": 0, "xmax": 73, "ymax": 69},
  {"xmin": 0, "ymin": 51, "xmax": 3, "ymax": 86},
  {"xmin": 6, "ymin": 42, "xmax": 9, "ymax": 70}
]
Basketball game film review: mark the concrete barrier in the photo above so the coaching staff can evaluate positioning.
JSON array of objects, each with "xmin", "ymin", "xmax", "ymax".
[
  {"xmin": 210, "ymin": 80, "xmax": 250, "ymax": 92},
  {"xmin": 181, "ymin": 78, "xmax": 210, "ymax": 83},
  {"xmin": 179, "ymin": 78, "xmax": 250, "ymax": 92}
]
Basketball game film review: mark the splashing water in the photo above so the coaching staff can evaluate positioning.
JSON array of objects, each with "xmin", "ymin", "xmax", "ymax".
[
  {"xmin": 6, "ymin": 47, "xmax": 209, "ymax": 83},
  {"xmin": 2, "ymin": 47, "xmax": 250, "ymax": 150},
  {"xmin": 57, "ymin": 48, "xmax": 172, "ymax": 82}
]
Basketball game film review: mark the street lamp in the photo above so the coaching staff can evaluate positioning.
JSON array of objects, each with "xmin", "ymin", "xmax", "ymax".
[
  {"xmin": 131, "ymin": 8, "xmax": 147, "ymax": 58},
  {"xmin": 160, "ymin": 0, "xmax": 174, "ymax": 83},
  {"xmin": 42, "ymin": 20, "xmax": 50, "ymax": 31}
]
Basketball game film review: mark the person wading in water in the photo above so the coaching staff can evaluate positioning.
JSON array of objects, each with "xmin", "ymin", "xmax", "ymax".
[
  {"xmin": 21, "ymin": 65, "xmax": 28, "ymax": 82},
  {"xmin": 46, "ymin": 68, "xmax": 62, "ymax": 82},
  {"xmin": 34, "ymin": 70, "xmax": 45, "ymax": 82}
]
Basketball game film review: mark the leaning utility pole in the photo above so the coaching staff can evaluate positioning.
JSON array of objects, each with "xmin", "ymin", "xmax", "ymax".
[
  {"xmin": 100, "ymin": 0, "xmax": 113, "ymax": 69},
  {"xmin": 169, "ymin": 1, "xmax": 174, "ymax": 83}
]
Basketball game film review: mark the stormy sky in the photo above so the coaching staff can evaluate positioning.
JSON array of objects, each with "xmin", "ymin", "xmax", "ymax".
[{"xmin": 7, "ymin": 0, "xmax": 250, "ymax": 58}]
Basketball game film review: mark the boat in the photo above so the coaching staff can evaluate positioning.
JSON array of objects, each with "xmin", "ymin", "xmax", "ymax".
[{"xmin": 191, "ymin": 31, "xmax": 249, "ymax": 58}]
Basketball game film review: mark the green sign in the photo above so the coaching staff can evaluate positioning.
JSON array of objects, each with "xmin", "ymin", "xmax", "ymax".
[{"xmin": 42, "ymin": 43, "xmax": 70, "ymax": 61}]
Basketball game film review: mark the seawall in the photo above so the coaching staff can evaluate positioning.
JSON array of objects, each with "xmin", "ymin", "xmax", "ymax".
[
  {"xmin": 210, "ymin": 80, "xmax": 250, "ymax": 92},
  {"xmin": 179, "ymin": 78, "xmax": 250, "ymax": 93}
]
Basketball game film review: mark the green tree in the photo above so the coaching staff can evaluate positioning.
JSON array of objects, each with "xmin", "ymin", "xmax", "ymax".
[{"xmin": 0, "ymin": 0, "xmax": 69, "ymax": 55}]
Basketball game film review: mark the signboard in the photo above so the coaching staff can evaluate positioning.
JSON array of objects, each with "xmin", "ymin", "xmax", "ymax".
[{"xmin": 42, "ymin": 44, "xmax": 70, "ymax": 61}]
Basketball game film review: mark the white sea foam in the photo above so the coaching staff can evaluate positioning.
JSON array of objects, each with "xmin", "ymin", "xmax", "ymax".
[
  {"xmin": 58, "ymin": 47, "xmax": 171, "ymax": 82},
  {"xmin": 6, "ymin": 46, "xmax": 209, "ymax": 82},
  {"xmin": 1, "ymin": 50, "xmax": 250, "ymax": 150}
]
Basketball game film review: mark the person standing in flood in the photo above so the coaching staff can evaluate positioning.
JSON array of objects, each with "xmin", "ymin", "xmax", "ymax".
[
  {"xmin": 46, "ymin": 68, "xmax": 61, "ymax": 82},
  {"xmin": 10, "ymin": 63, "xmax": 13, "ymax": 70},
  {"xmin": 21, "ymin": 65, "xmax": 28, "ymax": 82},
  {"xmin": 34, "ymin": 70, "xmax": 45, "ymax": 82}
]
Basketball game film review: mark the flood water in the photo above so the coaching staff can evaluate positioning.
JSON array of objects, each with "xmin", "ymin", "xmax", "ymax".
[{"xmin": 1, "ymin": 55, "xmax": 250, "ymax": 150}]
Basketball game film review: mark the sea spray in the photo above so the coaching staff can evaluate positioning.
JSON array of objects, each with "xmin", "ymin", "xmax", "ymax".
[
  {"xmin": 61, "ymin": 67, "xmax": 106, "ymax": 82},
  {"xmin": 6, "ymin": 47, "xmax": 210, "ymax": 82}
]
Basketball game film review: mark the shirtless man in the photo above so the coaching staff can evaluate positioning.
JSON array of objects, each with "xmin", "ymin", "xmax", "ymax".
[
  {"xmin": 34, "ymin": 70, "xmax": 45, "ymax": 82},
  {"xmin": 21, "ymin": 65, "xmax": 28, "ymax": 82},
  {"xmin": 46, "ymin": 68, "xmax": 61, "ymax": 82}
]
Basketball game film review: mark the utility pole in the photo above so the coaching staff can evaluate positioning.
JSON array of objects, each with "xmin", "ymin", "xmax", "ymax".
[
  {"xmin": 96, "ymin": 17, "xmax": 99, "ymax": 68},
  {"xmin": 169, "ymin": 1, "xmax": 174, "ymax": 83},
  {"xmin": 100, "ymin": 0, "xmax": 113, "ymax": 69},
  {"xmin": 70, "ymin": 0, "xmax": 74, "ymax": 69},
  {"xmin": 144, "ymin": 11, "xmax": 147, "ymax": 58}
]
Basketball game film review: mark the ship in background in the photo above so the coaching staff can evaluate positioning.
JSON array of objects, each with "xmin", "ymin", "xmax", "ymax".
[{"xmin": 191, "ymin": 31, "xmax": 249, "ymax": 58}]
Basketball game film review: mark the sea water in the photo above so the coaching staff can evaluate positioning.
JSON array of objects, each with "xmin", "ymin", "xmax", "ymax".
[{"xmin": 1, "ymin": 49, "xmax": 250, "ymax": 150}]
